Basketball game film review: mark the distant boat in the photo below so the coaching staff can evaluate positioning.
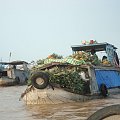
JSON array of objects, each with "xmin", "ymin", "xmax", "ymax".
[{"xmin": 0, "ymin": 61, "xmax": 29, "ymax": 86}]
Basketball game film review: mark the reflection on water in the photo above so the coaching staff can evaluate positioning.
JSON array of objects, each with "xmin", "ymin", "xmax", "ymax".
[{"xmin": 0, "ymin": 86, "xmax": 120, "ymax": 120}]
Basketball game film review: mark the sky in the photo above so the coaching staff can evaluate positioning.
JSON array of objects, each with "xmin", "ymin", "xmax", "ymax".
[{"xmin": 0, "ymin": 0, "xmax": 120, "ymax": 63}]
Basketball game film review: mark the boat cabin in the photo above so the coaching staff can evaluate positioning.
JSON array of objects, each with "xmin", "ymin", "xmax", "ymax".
[
  {"xmin": 71, "ymin": 42, "xmax": 120, "ymax": 96},
  {"xmin": 71, "ymin": 42, "xmax": 119, "ymax": 66}
]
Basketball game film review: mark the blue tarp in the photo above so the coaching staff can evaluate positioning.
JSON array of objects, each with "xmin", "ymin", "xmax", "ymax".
[{"xmin": 95, "ymin": 70, "xmax": 120, "ymax": 89}]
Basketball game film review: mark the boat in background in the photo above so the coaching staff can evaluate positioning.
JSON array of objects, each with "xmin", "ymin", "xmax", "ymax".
[{"xmin": 0, "ymin": 61, "xmax": 29, "ymax": 86}]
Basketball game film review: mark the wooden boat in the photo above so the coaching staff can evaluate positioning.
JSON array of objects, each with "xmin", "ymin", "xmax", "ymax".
[
  {"xmin": 21, "ymin": 85, "xmax": 97, "ymax": 105},
  {"xmin": 21, "ymin": 42, "xmax": 120, "ymax": 105},
  {"xmin": 21, "ymin": 65, "xmax": 120, "ymax": 105}
]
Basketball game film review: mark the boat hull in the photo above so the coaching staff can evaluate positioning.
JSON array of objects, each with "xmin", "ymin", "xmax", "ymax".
[
  {"xmin": 21, "ymin": 85, "xmax": 96, "ymax": 105},
  {"xmin": 21, "ymin": 85, "xmax": 120, "ymax": 105},
  {"xmin": 0, "ymin": 77, "xmax": 17, "ymax": 86}
]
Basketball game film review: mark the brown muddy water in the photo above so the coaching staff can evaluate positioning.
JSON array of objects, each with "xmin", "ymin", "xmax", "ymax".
[{"xmin": 0, "ymin": 86, "xmax": 120, "ymax": 120}]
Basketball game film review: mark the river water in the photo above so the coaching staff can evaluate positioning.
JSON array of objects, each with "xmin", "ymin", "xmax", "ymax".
[{"xmin": 0, "ymin": 86, "xmax": 120, "ymax": 120}]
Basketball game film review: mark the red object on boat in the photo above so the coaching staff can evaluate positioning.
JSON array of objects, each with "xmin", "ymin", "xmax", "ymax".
[{"xmin": 90, "ymin": 40, "xmax": 94, "ymax": 44}]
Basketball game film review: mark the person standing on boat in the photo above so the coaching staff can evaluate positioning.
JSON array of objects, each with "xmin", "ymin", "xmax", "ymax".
[{"xmin": 90, "ymin": 49, "xmax": 99, "ymax": 65}]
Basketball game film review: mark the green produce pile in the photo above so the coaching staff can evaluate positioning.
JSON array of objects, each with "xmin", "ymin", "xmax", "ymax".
[
  {"xmin": 44, "ymin": 52, "xmax": 91, "ymax": 65},
  {"xmin": 70, "ymin": 51, "xmax": 100, "ymax": 65},
  {"xmin": 32, "ymin": 52, "xmax": 100, "ymax": 72},
  {"xmin": 48, "ymin": 70, "xmax": 90, "ymax": 95},
  {"xmin": 28, "ymin": 66, "xmax": 90, "ymax": 95},
  {"xmin": 29, "ymin": 52, "xmax": 93, "ymax": 95}
]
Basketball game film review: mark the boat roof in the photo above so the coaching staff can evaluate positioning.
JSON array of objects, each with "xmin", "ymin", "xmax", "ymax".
[
  {"xmin": 71, "ymin": 42, "xmax": 117, "ymax": 52},
  {"xmin": 0, "ymin": 61, "xmax": 28, "ymax": 65}
]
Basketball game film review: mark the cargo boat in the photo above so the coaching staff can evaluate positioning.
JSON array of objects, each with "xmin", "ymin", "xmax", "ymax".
[{"xmin": 21, "ymin": 42, "xmax": 120, "ymax": 104}]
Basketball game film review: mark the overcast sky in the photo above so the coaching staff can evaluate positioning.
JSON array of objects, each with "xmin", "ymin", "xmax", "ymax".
[{"xmin": 0, "ymin": 0, "xmax": 120, "ymax": 62}]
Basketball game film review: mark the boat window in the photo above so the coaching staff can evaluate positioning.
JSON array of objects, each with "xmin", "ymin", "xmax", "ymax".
[{"xmin": 0, "ymin": 71, "xmax": 7, "ymax": 77}]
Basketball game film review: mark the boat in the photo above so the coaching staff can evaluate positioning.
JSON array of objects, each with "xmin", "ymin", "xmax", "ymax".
[
  {"xmin": 87, "ymin": 104, "xmax": 120, "ymax": 120},
  {"xmin": 0, "ymin": 61, "xmax": 29, "ymax": 86},
  {"xmin": 21, "ymin": 41, "xmax": 120, "ymax": 104},
  {"xmin": 21, "ymin": 85, "xmax": 94, "ymax": 104}
]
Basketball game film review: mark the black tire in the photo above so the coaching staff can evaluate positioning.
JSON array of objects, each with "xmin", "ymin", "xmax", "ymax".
[
  {"xmin": 87, "ymin": 104, "xmax": 120, "ymax": 120},
  {"xmin": 100, "ymin": 83, "xmax": 108, "ymax": 97},
  {"xmin": 31, "ymin": 72, "xmax": 49, "ymax": 89},
  {"xmin": 15, "ymin": 77, "xmax": 20, "ymax": 84}
]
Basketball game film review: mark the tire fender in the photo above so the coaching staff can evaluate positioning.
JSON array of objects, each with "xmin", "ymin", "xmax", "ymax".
[
  {"xmin": 87, "ymin": 104, "xmax": 120, "ymax": 120},
  {"xmin": 31, "ymin": 72, "xmax": 49, "ymax": 89}
]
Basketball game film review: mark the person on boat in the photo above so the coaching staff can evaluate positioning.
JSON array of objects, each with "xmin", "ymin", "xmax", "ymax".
[
  {"xmin": 102, "ymin": 56, "xmax": 107, "ymax": 61},
  {"xmin": 102, "ymin": 56, "xmax": 110, "ymax": 65},
  {"xmin": 13, "ymin": 65, "xmax": 16, "ymax": 69},
  {"xmin": 90, "ymin": 49, "xmax": 99, "ymax": 65}
]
